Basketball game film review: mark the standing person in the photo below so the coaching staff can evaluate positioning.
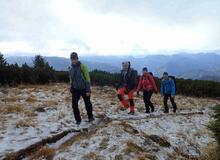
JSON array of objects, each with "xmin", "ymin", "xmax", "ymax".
[
  {"xmin": 117, "ymin": 61, "xmax": 137, "ymax": 115},
  {"xmin": 69, "ymin": 52, "xmax": 94, "ymax": 125},
  {"xmin": 160, "ymin": 72, "xmax": 177, "ymax": 113},
  {"xmin": 137, "ymin": 67, "xmax": 158, "ymax": 113}
]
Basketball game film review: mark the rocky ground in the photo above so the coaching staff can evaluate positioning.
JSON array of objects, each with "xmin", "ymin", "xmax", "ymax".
[{"xmin": 0, "ymin": 83, "xmax": 219, "ymax": 160}]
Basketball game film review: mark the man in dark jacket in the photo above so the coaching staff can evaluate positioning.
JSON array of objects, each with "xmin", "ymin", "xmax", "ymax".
[
  {"xmin": 160, "ymin": 72, "xmax": 177, "ymax": 113},
  {"xmin": 117, "ymin": 61, "xmax": 137, "ymax": 115},
  {"xmin": 69, "ymin": 52, "xmax": 94, "ymax": 125}
]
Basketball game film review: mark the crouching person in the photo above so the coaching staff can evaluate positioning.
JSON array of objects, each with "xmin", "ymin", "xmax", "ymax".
[
  {"xmin": 69, "ymin": 52, "xmax": 94, "ymax": 125},
  {"xmin": 160, "ymin": 72, "xmax": 177, "ymax": 113}
]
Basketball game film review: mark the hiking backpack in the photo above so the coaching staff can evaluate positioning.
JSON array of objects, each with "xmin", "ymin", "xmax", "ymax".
[{"xmin": 168, "ymin": 76, "xmax": 177, "ymax": 92}]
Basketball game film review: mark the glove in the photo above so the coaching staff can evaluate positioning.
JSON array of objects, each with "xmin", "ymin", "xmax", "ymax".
[{"xmin": 154, "ymin": 90, "xmax": 158, "ymax": 94}]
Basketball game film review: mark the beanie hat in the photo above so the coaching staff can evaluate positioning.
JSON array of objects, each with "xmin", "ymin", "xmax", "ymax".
[
  {"xmin": 70, "ymin": 52, "xmax": 78, "ymax": 59},
  {"xmin": 142, "ymin": 67, "xmax": 148, "ymax": 72}
]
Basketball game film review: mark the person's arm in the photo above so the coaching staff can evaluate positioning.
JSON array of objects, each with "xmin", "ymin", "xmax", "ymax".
[
  {"xmin": 137, "ymin": 77, "xmax": 142, "ymax": 92},
  {"xmin": 81, "ymin": 64, "xmax": 91, "ymax": 93},
  {"xmin": 149, "ymin": 75, "xmax": 158, "ymax": 93},
  {"xmin": 171, "ymin": 79, "xmax": 175, "ymax": 96},
  {"xmin": 69, "ymin": 70, "xmax": 73, "ymax": 93}
]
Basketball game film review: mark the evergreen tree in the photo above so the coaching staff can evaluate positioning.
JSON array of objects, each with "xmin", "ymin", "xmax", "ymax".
[
  {"xmin": 0, "ymin": 53, "xmax": 8, "ymax": 85},
  {"xmin": 33, "ymin": 55, "xmax": 55, "ymax": 84}
]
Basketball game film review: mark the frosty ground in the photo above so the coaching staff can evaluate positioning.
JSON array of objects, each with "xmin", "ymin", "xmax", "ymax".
[{"xmin": 0, "ymin": 84, "xmax": 219, "ymax": 160}]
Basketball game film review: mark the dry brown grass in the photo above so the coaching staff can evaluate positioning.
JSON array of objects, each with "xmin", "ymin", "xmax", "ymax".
[
  {"xmin": 4, "ymin": 96, "xmax": 19, "ymax": 102},
  {"xmin": 199, "ymin": 142, "xmax": 219, "ymax": 160},
  {"xmin": 30, "ymin": 147, "xmax": 55, "ymax": 160},
  {"xmin": 118, "ymin": 121, "xmax": 139, "ymax": 135},
  {"xmin": 81, "ymin": 152, "xmax": 104, "ymax": 160},
  {"xmin": 26, "ymin": 95, "xmax": 37, "ymax": 103},
  {"xmin": 99, "ymin": 137, "xmax": 109, "ymax": 150},
  {"xmin": 15, "ymin": 118, "xmax": 36, "ymax": 128},
  {"xmin": 58, "ymin": 111, "xmax": 65, "ymax": 120},
  {"xmin": 43, "ymin": 100, "xmax": 59, "ymax": 107},
  {"xmin": 123, "ymin": 140, "xmax": 157, "ymax": 160},
  {"xmin": 0, "ymin": 104, "xmax": 24, "ymax": 114},
  {"xmin": 65, "ymin": 95, "xmax": 72, "ymax": 102},
  {"xmin": 24, "ymin": 110, "xmax": 38, "ymax": 117}
]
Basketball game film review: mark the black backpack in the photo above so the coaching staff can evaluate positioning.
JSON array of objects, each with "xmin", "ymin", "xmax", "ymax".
[{"xmin": 168, "ymin": 76, "xmax": 177, "ymax": 92}]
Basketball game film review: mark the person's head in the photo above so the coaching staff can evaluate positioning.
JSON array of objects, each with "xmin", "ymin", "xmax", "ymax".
[
  {"xmin": 122, "ymin": 61, "xmax": 130, "ymax": 71},
  {"xmin": 142, "ymin": 67, "xmax": 148, "ymax": 75},
  {"xmin": 163, "ymin": 72, "xmax": 169, "ymax": 79},
  {"xmin": 70, "ymin": 52, "xmax": 79, "ymax": 65}
]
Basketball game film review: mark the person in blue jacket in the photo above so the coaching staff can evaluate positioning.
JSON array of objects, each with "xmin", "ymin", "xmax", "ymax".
[{"xmin": 160, "ymin": 72, "xmax": 177, "ymax": 113}]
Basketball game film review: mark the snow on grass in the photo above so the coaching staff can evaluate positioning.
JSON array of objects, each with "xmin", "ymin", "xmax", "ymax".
[{"xmin": 0, "ymin": 84, "xmax": 219, "ymax": 159}]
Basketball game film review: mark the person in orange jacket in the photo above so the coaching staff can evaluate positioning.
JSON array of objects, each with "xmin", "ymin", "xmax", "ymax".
[{"xmin": 137, "ymin": 67, "xmax": 158, "ymax": 113}]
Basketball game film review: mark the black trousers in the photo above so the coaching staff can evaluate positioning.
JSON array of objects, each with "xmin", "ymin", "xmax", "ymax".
[
  {"xmin": 72, "ymin": 89, "xmax": 93, "ymax": 122},
  {"xmin": 163, "ymin": 94, "xmax": 177, "ymax": 112},
  {"xmin": 143, "ymin": 90, "xmax": 154, "ymax": 113}
]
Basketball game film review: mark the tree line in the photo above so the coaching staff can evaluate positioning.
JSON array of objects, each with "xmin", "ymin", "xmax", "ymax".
[{"xmin": 0, "ymin": 53, "xmax": 220, "ymax": 98}]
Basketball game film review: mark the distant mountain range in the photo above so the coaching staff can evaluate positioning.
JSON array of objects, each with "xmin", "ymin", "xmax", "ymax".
[{"xmin": 5, "ymin": 53, "xmax": 220, "ymax": 82}]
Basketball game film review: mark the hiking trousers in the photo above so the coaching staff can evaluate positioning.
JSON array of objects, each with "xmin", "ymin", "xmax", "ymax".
[
  {"xmin": 143, "ymin": 90, "xmax": 154, "ymax": 113},
  {"xmin": 71, "ymin": 89, "xmax": 93, "ymax": 122},
  {"xmin": 117, "ymin": 87, "xmax": 135, "ymax": 113},
  {"xmin": 163, "ymin": 94, "xmax": 177, "ymax": 112}
]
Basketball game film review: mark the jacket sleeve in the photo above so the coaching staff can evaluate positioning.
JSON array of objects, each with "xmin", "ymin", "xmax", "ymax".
[
  {"xmin": 69, "ymin": 70, "xmax": 72, "ymax": 85},
  {"xmin": 149, "ymin": 75, "xmax": 158, "ymax": 92},
  {"xmin": 81, "ymin": 64, "xmax": 91, "ymax": 83},
  {"xmin": 81, "ymin": 64, "xmax": 91, "ymax": 92},
  {"xmin": 171, "ymin": 79, "xmax": 175, "ymax": 95},
  {"xmin": 160, "ymin": 81, "xmax": 164, "ymax": 94},
  {"xmin": 137, "ymin": 77, "xmax": 142, "ymax": 91}
]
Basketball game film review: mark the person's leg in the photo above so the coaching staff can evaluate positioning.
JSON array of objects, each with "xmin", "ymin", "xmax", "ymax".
[
  {"xmin": 163, "ymin": 94, "xmax": 169, "ymax": 113},
  {"xmin": 143, "ymin": 91, "xmax": 150, "ymax": 113},
  {"xmin": 148, "ymin": 91, "xmax": 154, "ymax": 112},
  {"xmin": 128, "ymin": 90, "xmax": 135, "ymax": 113},
  {"xmin": 117, "ymin": 87, "xmax": 129, "ymax": 109},
  {"xmin": 81, "ymin": 91, "xmax": 94, "ymax": 120},
  {"xmin": 72, "ymin": 90, "xmax": 81, "ymax": 123},
  {"xmin": 169, "ymin": 96, "xmax": 177, "ymax": 113}
]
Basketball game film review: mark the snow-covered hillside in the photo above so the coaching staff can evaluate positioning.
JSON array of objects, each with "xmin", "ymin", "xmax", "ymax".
[{"xmin": 0, "ymin": 84, "xmax": 219, "ymax": 160}]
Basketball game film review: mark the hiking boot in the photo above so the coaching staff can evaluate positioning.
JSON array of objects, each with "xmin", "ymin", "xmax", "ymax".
[
  {"xmin": 128, "ymin": 112, "xmax": 135, "ymax": 115},
  {"xmin": 76, "ymin": 121, "xmax": 81, "ymax": 125},
  {"xmin": 151, "ymin": 107, "xmax": 155, "ymax": 112},
  {"xmin": 145, "ymin": 111, "xmax": 150, "ymax": 114},
  {"xmin": 173, "ymin": 109, "xmax": 177, "ymax": 113},
  {"xmin": 88, "ymin": 118, "xmax": 95, "ymax": 123},
  {"xmin": 164, "ymin": 110, "xmax": 169, "ymax": 114}
]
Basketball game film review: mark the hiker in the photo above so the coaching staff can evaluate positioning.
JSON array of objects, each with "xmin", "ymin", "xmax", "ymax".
[
  {"xmin": 137, "ymin": 68, "xmax": 158, "ymax": 113},
  {"xmin": 69, "ymin": 52, "xmax": 94, "ymax": 125},
  {"xmin": 160, "ymin": 72, "xmax": 177, "ymax": 113},
  {"xmin": 117, "ymin": 61, "xmax": 137, "ymax": 115}
]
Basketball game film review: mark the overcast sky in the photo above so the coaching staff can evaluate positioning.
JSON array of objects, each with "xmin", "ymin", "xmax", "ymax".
[{"xmin": 0, "ymin": 0, "xmax": 220, "ymax": 57}]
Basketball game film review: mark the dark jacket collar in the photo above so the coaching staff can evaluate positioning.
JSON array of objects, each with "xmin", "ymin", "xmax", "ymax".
[{"xmin": 72, "ymin": 61, "xmax": 81, "ymax": 67}]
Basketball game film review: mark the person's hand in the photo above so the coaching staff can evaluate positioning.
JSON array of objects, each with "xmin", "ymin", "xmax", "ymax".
[
  {"xmin": 70, "ymin": 87, "xmax": 73, "ymax": 94},
  {"xmin": 86, "ymin": 92, "xmax": 91, "ymax": 97}
]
